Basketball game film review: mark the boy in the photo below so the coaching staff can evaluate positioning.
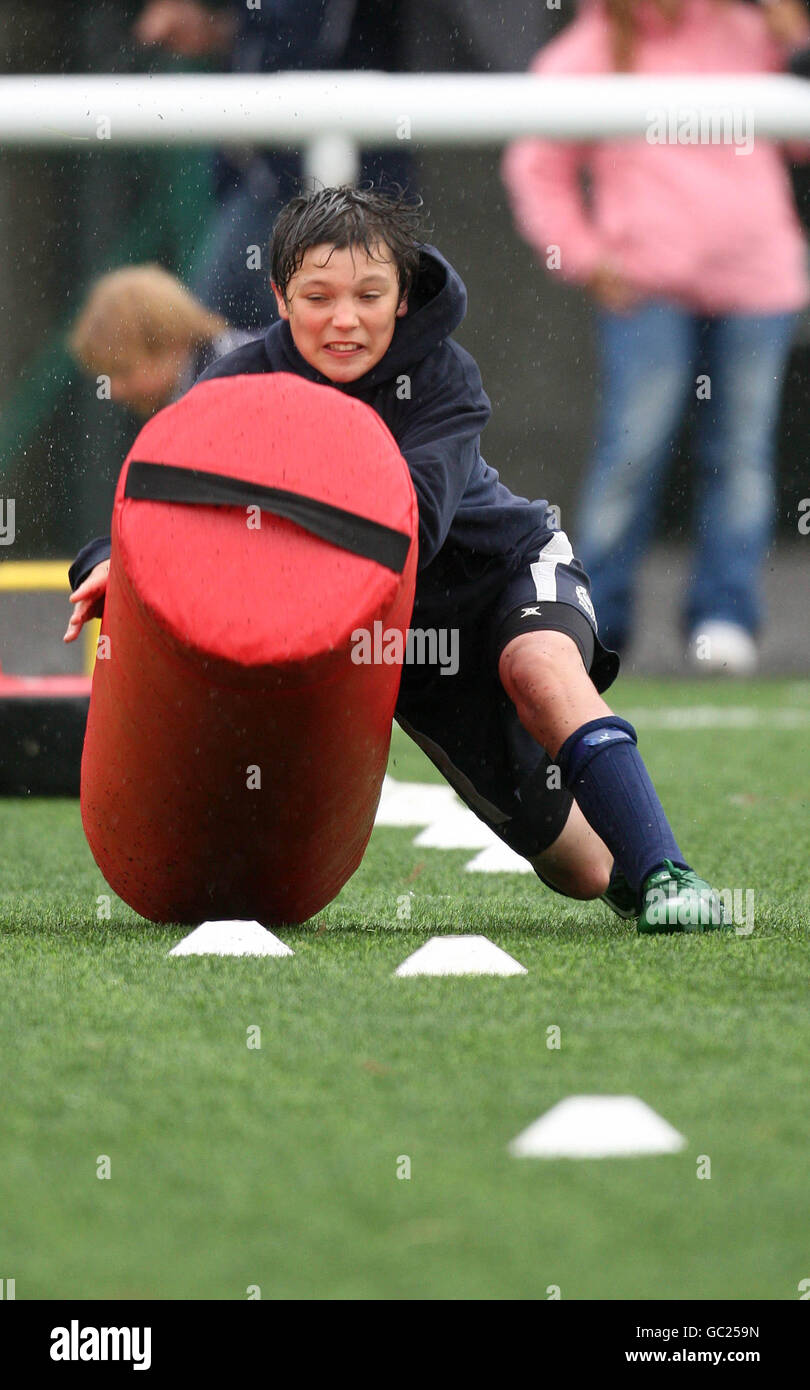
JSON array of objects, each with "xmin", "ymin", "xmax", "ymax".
[
  {"xmin": 65, "ymin": 186, "xmax": 729, "ymax": 933},
  {"xmin": 67, "ymin": 263, "xmax": 252, "ymax": 418}
]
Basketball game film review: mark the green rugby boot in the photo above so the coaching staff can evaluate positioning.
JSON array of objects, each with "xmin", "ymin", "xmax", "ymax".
[
  {"xmin": 638, "ymin": 859, "xmax": 732, "ymax": 934},
  {"xmin": 601, "ymin": 868, "xmax": 639, "ymax": 921}
]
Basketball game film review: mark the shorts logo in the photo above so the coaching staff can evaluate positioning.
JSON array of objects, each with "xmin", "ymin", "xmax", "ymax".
[
  {"xmin": 575, "ymin": 585, "xmax": 597, "ymax": 626},
  {"xmin": 521, "ymin": 606, "xmax": 542, "ymax": 618}
]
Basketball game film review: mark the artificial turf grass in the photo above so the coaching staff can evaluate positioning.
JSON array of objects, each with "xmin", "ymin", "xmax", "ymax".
[
  {"xmin": 0, "ymin": 677, "xmax": 808, "ymax": 1299},
  {"xmin": 1, "ymin": 922, "xmax": 808, "ymax": 1299}
]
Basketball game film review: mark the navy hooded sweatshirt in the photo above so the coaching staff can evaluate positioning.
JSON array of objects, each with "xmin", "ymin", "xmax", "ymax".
[{"xmin": 68, "ymin": 244, "xmax": 558, "ymax": 627}]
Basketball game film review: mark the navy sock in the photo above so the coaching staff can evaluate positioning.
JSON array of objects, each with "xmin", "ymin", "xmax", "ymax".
[{"xmin": 555, "ymin": 716, "xmax": 688, "ymax": 894}]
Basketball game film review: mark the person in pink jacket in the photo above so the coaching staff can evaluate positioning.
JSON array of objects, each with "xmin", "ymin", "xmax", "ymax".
[{"xmin": 502, "ymin": 0, "xmax": 810, "ymax": 674}]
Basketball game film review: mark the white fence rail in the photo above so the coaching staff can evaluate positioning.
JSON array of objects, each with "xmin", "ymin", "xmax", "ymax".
[{"xmin": 1, "ymin": 72, "xmax": 810, "ymax": 146}]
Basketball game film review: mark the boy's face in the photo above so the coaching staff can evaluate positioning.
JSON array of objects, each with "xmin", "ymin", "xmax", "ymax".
[{"xmin": 272, "ymin": 241, "xmax": 409, "ymax": 383}]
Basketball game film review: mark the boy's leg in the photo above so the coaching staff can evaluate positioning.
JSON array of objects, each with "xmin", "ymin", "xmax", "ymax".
[
  {"xmin": 394, "ymin": 614, "xmax": 583, "ymax": 879},
  {"xmin": 489, "ymin": 541, "xmax": 728, "ymax": 929},
  {"xmin": 499, "ymin": 627, "xmax": 689, "ymax": 903},
  {"xmin": 526, "ymin": 799, "xmax": 613, "ymax": 901}
]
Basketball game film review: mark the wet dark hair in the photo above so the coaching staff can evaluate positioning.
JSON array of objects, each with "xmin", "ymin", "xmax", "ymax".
[{"xmin": 270, "ymin": 183, "xmax": 427, "ymax": 304}]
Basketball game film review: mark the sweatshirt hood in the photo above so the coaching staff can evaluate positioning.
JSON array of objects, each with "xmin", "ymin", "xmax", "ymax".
[{"xmin": 263, "ymin": 243, "xmax": 468, "ymax": 390}]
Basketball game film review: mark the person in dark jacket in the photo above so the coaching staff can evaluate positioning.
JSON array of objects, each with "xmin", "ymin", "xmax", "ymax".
[
  {"xmin": 65, "ymin": 186, "xmax": 728, "ymax": 934},
  {"xmin": 134, "ymin": 0, "xmax": 413, "ymax": 329}
]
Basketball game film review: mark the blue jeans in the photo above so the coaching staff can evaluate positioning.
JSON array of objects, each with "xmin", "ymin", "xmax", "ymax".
[{"xmin": 575, "ymin": 300, "xmax": 798, "ymax": 651}]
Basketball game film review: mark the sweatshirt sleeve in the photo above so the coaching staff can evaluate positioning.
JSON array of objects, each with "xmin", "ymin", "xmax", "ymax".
[
  {"xmin": 501, "ymin": 16, "xmax": 609, "ymax": 285},
  {"xmin": 68, "ymin": 535, "xmax": 111, "ymax": 592},
  {"xmin": 395, "ymin": 345, "xmax": 492, "ymax": 570}
]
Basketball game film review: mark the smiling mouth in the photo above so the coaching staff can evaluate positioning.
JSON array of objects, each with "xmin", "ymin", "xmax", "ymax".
[{"xmin": 324, "ymin": 343, "xmax": 364, "ymax": 353}]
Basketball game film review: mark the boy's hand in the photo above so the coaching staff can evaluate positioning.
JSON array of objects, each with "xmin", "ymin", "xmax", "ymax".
[{"xmin": 63, "ymin": 560, "xmax": 110, "ymax": 643}]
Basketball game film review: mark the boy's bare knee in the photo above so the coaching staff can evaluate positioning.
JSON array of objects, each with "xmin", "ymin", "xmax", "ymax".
[
  {"xmin": 538, "ymin": 858, "xmax": 612, "ymax": 901},
  {"xmin": 498, "ymin": 630, "xmax": 580, "ymax": 710}
]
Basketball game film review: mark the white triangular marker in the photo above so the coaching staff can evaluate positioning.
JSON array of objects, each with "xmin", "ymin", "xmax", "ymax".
[
  {"xmin": 464, "ymin": 842, "xmax": 534, "ymax": 874},
  {"xmin": 395, "ymin": 934, "xmax": 527, "ymax": 977},
  {"xmin": 509, "ymin": 1096, "xmax": 686, "ymax": 1159},
  {"xmin": 374, "ymin": 776, "xmax": 537, "ymax": 874},
  {"xmin": 375, "ymin": 776, "xmax": 459, "ymax": 826},
  {"xmin": 169, "ymin": 920, "xmax": 294, "ymax": 958},
  {"xmin": 413, "ymin": 810, "xmax": 497, "ymax": 849}
]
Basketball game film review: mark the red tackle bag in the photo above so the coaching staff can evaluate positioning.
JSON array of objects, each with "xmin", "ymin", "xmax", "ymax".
[{"xmin": 80, "ymin": 372, "xmax": 418, "ymax": 925}]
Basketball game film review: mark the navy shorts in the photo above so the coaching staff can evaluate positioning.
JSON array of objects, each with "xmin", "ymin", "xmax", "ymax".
[{"xmin": 394, "ymin": 533, "xmax": 620, "ymax": 859}]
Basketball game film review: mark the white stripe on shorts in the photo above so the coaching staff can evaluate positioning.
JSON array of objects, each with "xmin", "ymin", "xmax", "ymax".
[{"xmin": 529, "ymin": 531, "xmax": 574, "ymax": 603}]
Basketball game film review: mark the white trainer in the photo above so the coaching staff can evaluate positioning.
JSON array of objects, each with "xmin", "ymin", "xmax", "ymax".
[{"xmin": 687, "ymin": 620, "xmax": 758, "ymax": 676}]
